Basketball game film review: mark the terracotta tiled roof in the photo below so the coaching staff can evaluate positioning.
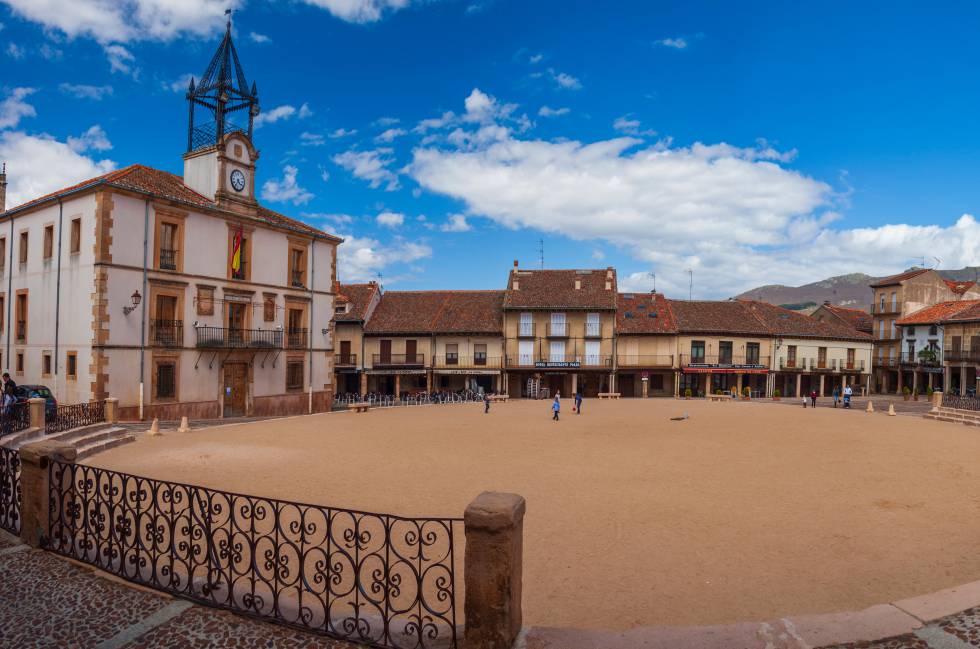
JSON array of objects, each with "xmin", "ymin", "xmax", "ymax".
[
  {"xmin": 897, "ymin": 300, "xmax": 980, "ymax": 326},
  {"xmin": 944, "ymin": 278, "xmax": 976, "ymax": 295},
  {"xmin": 742, "ymin": 300, "xmax": 871, "ymax": 341},
  {"xmin": 335, "ymin": 282, "xmax": 380, "ymax": 322},
  {"xmin": 616, "ymin": 293, "xmax": 676, "ymax": 334},
  {"xmin": 818, "ymin": 303, "xmax": 873, "ymax": 334},
  {"xmin": 504, "ymin": 268, "xmax": 617, "ymax": 309},
  {"xmin": 364, "ymin": 290, "xmax": 504, "ymax": 335},
  {"xmin": 667, "ymin": 300, "xmax": 770, "ymax": 335},
  {"xmin": 1, "ymin": 164, "xmax": 339, "ymax": 241},
  {"xmin": 944, "ymin": 301, "xmax": 980, "ymax": 323},
  {"xmin": 869, "ymin": 268, "xmax": 930, "ymax": 288}
]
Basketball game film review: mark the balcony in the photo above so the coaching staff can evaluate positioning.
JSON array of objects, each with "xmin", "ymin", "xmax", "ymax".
[
  {"xmin": 584, "ymin": 322, "xmax": 602, "ymax": 338},
  {"xmin": 517, "ymin": 323, "xmax": 536, "ymax": 338},
  {"xmin": 506, "ymin": 355, "xmax": 610, "ymax": 368},
  {"xmin": 433, "ymin": 355, "xmax": 502, "ymax": 369},
  {"xmin": 681, "ymin": 354, "xmax": 769, "ymax": 368},
  {"xmin": 195, "ymin": 326, "xmax": 282, "ymax": 349},
  {"xmin": 812, "ymin": 358, "xmax": 837, "ymax": 372},
  {"xmin": 871, "ymin": 304, "xmax": 900, "ymax": 315},
  {"xmin": 285, "ymin": 328, "xmax": 308, "ymax": 349},
  {"xmin": 779, "ymin": 358, "xmax": 807, "ymax": 371},
  {"xmin": 578, "ymin": 355, "xmax": 613, "ymax": 368},
  {"xmin": 617, "ymin": 354, "xmax": 674, "ymax": 368},
  {"xmin": 372, "ymin": 353, "xmax": 425, "ymax": 368},
  {"xmin": 841, "ymin": 360, "xmax": 866, "ymax": 372},
  {"xmin": 944, "ymin": 349, "xmax": 980, "ymax": 363},
  {"xmin": 150, "ymin": 319, "xmax": 183, "ymax": 347},
  {"xmin": 159, "ymin": 248, "xmax": 178, "ymax": 271},
  {"xmin": 231, "ymin": 261, "xmax": 248, "ymax": 281},
  {"xmin": 291, "ymin": 270, "xmax": 305, "ymax": 288},
  {"xmin": 336, "ymin": 353, "xmax": 357, "ymax": 367},
  {"xmin": 900, "ymin": 351, "xmax": 941, "ymax": 367},
  {"xmin": 546, "ymin": 323, "xmax": 569, "ymax": 338},
  {"xmin": 16, "ymin": 320, "xmax": 25, "ymax": 342}
]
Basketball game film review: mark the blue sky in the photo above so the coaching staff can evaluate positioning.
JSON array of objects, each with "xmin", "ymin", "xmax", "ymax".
[{"xmin": 3, "ymin": 0, "xmax": 980, "ymax": 298}]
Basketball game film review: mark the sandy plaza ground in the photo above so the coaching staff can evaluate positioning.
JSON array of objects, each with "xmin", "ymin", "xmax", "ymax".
[{"xmin": 91, "ymin": 399, "xmax": 980, "ymax": 631}]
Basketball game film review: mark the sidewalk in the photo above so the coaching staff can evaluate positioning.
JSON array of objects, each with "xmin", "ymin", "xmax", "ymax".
[{"xmin": 0, "ymin": 531, "xmax": 357, "ymax": 649}]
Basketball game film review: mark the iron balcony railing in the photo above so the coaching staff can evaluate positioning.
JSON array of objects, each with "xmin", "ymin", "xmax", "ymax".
[
  {"xmin": 231, "ymin": 261, "xmax": 248, "ymax": 281},
  {"xmin": 372, "ymin": 353, "xmax": 426, "ymax": 367},
  {"xmin": 506, "ymin": 355, "xmax": 611, "ymax": 367},
  {"xmin": 944, "ymin": 349, "xmax": 980, "ymax": 363},
  {"xmin": 517, "ymin": 323, "xmax": 535, "ymax": 338},
  {"xmin": 285, "ymin": 328, "xmax": 308, "ymax": 349},
  {"xmin": 900, "ymin": 351, "xmax": 942, "ymax": 367},
  {"xmin": 616, "ymin": 354, "xmax": 674, "ymax": 367},
  {"xmin": 291, "ymin": 270, "xmax": 305, "ymax": 288},
  {"xmin": 779, "ymin": 357, "xmax": 806, "ymax": 370},
  {"xmin": 433, "ymin": 355, "xmax": 501, "ymax": 368},
  {"xmin": 584, "ymin": 322, "xmax": 602, "ymax": 338},
  {"xmin": 150, "ymin": 319, "xmax": 183, "ymax": 347},
  {"xmin": 546, "ymin": 323, "xmax": 568, "ymax": 338},
  {"xmin": 195, "ymin": 326, "xmax": 283, "ymax": 349},
  {"xmin": 15, "ymin": 320, "xmax": 25, "ymax": 342},
  {"xmin": 876, "ymin": 356, "xmax": 900, "ymax": 367},
  {"xmin": 811, "ymin": 358, "xmax": 837, "ymax": 371},
  {"xmin": 871, "ymin": 304, "xmax": 901, "ymax": 315},
  {"xmin": 335, "ymin": 353, "xmax": 357, "ymax": 367},
  {"xmin": 841, "ymin": 359, "xmax": 866, "ymax": 371},
  {"xmin": 681, "ymin": 354, "xmax": 769, "ymax": 367},
  {"xmin": 159, "ymin": 248, "xmax": 178, "ymax": 270}
]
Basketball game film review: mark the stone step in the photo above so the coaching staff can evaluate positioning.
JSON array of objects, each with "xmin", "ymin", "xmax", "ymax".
[
  {"xmin": 46, "ymin": 422, "xmax": 116, "ymax": 444},
  {"xmin": 1, "ymin": 426, "xmax": 42, "ymax": 449},
  {"xmin": 76, "ymin": 434, "xmax": 136, "ymax": 461}
]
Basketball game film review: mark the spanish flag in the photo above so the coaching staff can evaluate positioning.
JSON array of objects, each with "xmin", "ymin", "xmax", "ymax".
[{"xmin": 231, "ymin": 229, "xmax": 243, "ymax": 273}]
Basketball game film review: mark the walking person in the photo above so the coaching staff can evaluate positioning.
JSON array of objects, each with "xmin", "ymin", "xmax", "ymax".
[
  {"xmin": 484, "ymin": 392, "xmax": 491, "ymax": 414},
  {"xmin": 832, "ymin": 385, "xmax": 840, "ymax": 408},
  {"xmin": 552, "ymin": 395, "xmax": 560, "ymax": 421},
  {"xmin": 843, "ymin": 384, "xmax": 853, "ymax": 409},
  {"xmin": 810, "ymin": 389, "xmax": 818, "ymax": 408},
  {"xmin": 574, "ymin": 391, "xmax": 583, "ymax": 415}
]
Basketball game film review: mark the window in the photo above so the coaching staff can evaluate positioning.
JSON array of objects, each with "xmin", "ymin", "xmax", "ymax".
[
  {"xmin": 890, "ymin": 292, "xmax": 897, "ymax": 312},
  {"xmin": 15, "ymin": 352, "xmax": 23, "ymax": 374},
  {"xmin": 70, "ymin": 218, "xmax": 81, "ymax": 254},
  {"xmin": 879, "ymin": 320, "xmax": 885, "ymax": 338},
  {"xmin": 549, "ymin": 340, "xmax": 565, "ymax": 362},
  {"xmin": 66, "ymin": 352, "xmax": 77, "ymax": 379},
  {"xmin": 42, "ymin": 352, "xmax": 51, "ymax": 377},
  {"xmin": 15, "ymin": 292, "xmax": 26, "ymax": 342},
  {"xmin": 334, "ymin": 303, "xmax": 348, "ymax": 315},
  {"xmin": 0, "ymin": 295, "xmax": 4, "ymax": 333},
  {"xmin": 879, "ymin": 293, "xmax": 885, "ymax": 312},
  {"xmin": 18, "ymin": 232, "xmax": 28, "ymax": 265},
  {"xmin": 287, "ymin": 308, "xmax": 305, "ymax": 348},
  {"xmin": 890, "ymin": 320, "xmax": 896, "ymax": 339},
  {"xmin": 691, "ymin": 340, "xmax": 705, "ymax": 362},
  {"xmin": 197, "ymin": 286, "xmax": 214, "ymax": 316},
  {"xmin": 746, "ymin": 342, "xmax": 760, "ymax": 365},
  {"xmin": 155, "ymin": 362, "xmax": 176, "ymax": 400},
  {"xmin": 787, "ymin": 345, "xmax": 797, "ymax": 367},
  {"xmin": 818, "ymin": 347, "xmax": 827, "ymax": 368},
  {"xmin": 718, "ymin": 341, "xmax": 733, "ymax": 365},
  {"xmin": 227, "ymin": 228, "xmax": 250, "ymax": 280},
  {"xmin": 286, "ymin": 360, "xmax": 304, "ymax": 391},
  {"xmin": 474, "ymin": 343, "xmax": 487, "ymax": 366},
  {"xmin": 519, "ymin": 312, "xmax": 533, "ymax": 336},
  {"xmin": 289, "ymin": 246, "xmax": 306, "ymax": 287},
  {"xmin": 264, "ymin": 295, "xmax": 276, "ymax": 322},
  {"xmin": 43, "ymin": 225, "xmax": 54, "ymax": 260},
  {"xmin": 446, "ymin": 343, "xmax": 459, "ymax": 365},
  {"xmin": 846, "ymin": 348, "xmax": 855, "ymax": 369},
  {"xmin": 586, "ymin": 313, "xmax": 601, "ymax": 337},
  {"xmin": 159, "ymin": 222, "xmax": 178, "ymax": 270},
  {"xmin": 929, "ymin": 325, "xmax": 938, "ymax": 336},
  {"xmin": 550, "ymin": 312, "xmax": 566, "ymax": 337},
  {"xmin": 0, "ymin": 237, "xmax": 6, "ymax": 270},
  {"xmin": 518, "ymin": 339, "xmax": 534, "ymax": 366},
  {"xmin": 877, "ymin": 346, "xmax": 884, "ymax": 361}
]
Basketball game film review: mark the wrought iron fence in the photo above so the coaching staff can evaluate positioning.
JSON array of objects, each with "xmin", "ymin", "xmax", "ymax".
[
  {"xmin": 47, "ymin": 462, "xmax": 462, "ymax": 648},
  {"xmin": 2, "ymin": 402, "xmax": 30, "ymax": 436},
  {"xmin": 0, "ymin": 447, "xmax": 19, "ymax": 534},
  {"xmin": 942, "ymin": 393, "xmax": 980, "ymax": 411},
  {"xmin": 45, "ymin": 401, "xmax": 106, "ymax": 434},
  {"xmin": 195, "ymin": 326, "xmax": 282, "ymax": 349},
  {"xmin": 150, "ymin": 319, "xmax": 184, "ymax": 347}
]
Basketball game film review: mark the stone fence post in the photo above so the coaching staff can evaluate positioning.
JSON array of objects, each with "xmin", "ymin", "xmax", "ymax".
[
  {"xmin": 931, "ymin": 389, "xmax": 943, "ymax": 412},
  {"xmin": 104, "ymin": 397, "xmax": 119, "ymax": 424},
  {"xmin": 18, "ymin": 440, "xmax": 76, "ymax": 548},
  {"xmin": 27, "ymin": 397, "xmax": 45, "ymax": 430},
  {"xmin": 464, "ymin": 491, "xmax": 525, "ymax": 649}
]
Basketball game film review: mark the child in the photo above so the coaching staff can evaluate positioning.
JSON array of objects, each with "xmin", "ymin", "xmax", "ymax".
[
  {"xmin": 552, "ymin": 395, "xmax": 561, "ymax": 421},
  {"xmin": 810, "ymin": 390, "xmax": 818, "ymax": 408},
  {"xmin": 574, "ymin": 391, "xmax": 583, "ymax": 415},
  {"xmin": 484, "ymin": 392, "xmax": 491, "ymax": 414},
  {"xmin": 802, "ymin": 394, "xmax": 807, "ymax": 408},
  {"xmin": 832, "ymin": 385, "xmax": 840, "ymax": 408}
]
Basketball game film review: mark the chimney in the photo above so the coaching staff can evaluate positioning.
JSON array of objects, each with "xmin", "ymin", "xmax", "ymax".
[
  {"xmin": 512, "ymin": 279, "xmax": 519, "ymax": 290},
  {"xmin": 513, "ymin": 260, "xmax": 519, "ymax": 268},
  {"xmin": 0, "ymin": 162, "xmax": 6, "ymax": 213},
  {"xmin": 605, "ymin": 280, "xmax": 612, "ymax": 290},
  {"xmin": 575, "ymin": 278, "xmax": 581, "ymax": 290}
]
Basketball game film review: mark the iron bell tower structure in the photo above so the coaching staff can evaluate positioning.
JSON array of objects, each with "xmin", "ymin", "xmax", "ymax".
[{"xmin": 182, "ymin": 16, "xmax": 261, "ymax": 214}]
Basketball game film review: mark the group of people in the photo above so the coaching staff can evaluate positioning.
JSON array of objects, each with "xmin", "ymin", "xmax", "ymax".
[
  {"xmin": 803, "ymin": 384, "xmax": 853, "ymax": 409},
  {"xmin": 550, "ymin": 392, "xmax": 583, "ymax": 421}
]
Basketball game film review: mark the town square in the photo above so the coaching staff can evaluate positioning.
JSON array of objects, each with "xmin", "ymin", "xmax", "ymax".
[{"xmin": 2, "ymin": 2, "xmax": 980, "ymax": 649}]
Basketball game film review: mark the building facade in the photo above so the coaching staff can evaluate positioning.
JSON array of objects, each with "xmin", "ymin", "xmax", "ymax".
[
  {"xmin": 333, "ymin": 282, "xmax": 382, "ymax": 395},
  {"xmin": 614, "ymin": 292, "xmax": 677, "ymax": 398},
  {"xmin": 0, "ymin": 25, "xmax": 340, "ymax": 420}
]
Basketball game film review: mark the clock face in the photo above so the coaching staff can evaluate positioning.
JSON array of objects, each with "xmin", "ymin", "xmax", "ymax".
[{"xmin": 230, "ymin": 169, "xmax": 246, "ymax": 192}]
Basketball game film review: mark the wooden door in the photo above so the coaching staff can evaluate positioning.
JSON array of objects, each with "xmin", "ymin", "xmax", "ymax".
[
  {"xmin": 340, "ymin": 340, "xmax": 351, "ymax": 365},
  {"xmin": 405, "ymin": 339, "xmax": 417, "ymax": 364},
  {"xmin": 223, "ymin": 363, "xmax": 248, "ymax": 417},
  {"xmin": 380, "ymin": 339, "xmax": 392, "ymax": 364},
  {"xmin": 228, "ymin": 303, "xmax": 246, "ymax": 345}
]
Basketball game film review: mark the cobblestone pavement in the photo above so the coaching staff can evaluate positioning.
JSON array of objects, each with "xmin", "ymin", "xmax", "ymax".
[{"xmin": 0, "ymin": 532, "xmax": 360, "ymax": 649}]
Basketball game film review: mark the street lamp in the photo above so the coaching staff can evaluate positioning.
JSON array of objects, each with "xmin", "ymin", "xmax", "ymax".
[{"xmin": 123, "ymin": 290, "xmax": 142, "ymax": 315}]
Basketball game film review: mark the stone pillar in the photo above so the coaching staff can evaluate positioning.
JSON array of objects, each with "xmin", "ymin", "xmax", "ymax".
[
  {"xmin": 609, "ymin": 372, "xmax": 616, "ymax": 393},
  {"xmin": 897, "ymin": 367, "xmax": 904, "ymax": 394},
  {"xmin": 819, "ymin": 374, "xmax": 825, "ymax": 396},
  {"xmin": 674, "ymin": 372, "xmax": 680, "ymax": 397},
  {"xmin": 359, "ymin": 372, "xmax": 367, "ymax": 395},
  {"xmin": 961, "ymin": 366, "xmax": 967, "ymax": 396},
  {"xmin": 641, "ymin": 376, "xmax": 649, "ymax": 398},
  {"xmin": 464, "ymin": 492, "xmax": 526, "ymax": 649},
  {"xmin": 704, "ymin": 372, "xmax": 711, "ymax": 395},
  {"xmin": 795, "ymin": 374, "xmax": 802, "ymax": 398},
  {"xmin": 27, "ymin": 397, "xmax": 45, "ymax": 430},
  {"xmin": 928, "ymin": 372, "xmax": 934, "ymax": 390},
  {"xmin": 571, "ymin": 373, "xmax": 578, "ymax": 395},
  {"xmin": 931, "ymin": 389, "xmax": 943, "ymax": 412},
  {"xmin": 394, "ymin": 374, "xmax": 401, "ymax": 399},
  {"xmin": 104, "ymin": 397, "xmax": 119, "ymax": 424},
  {"xmin": 912, "ymin": 371, "xmax": 919, "ymax": 395},
  {"xmin": 736, "ymin": 373, "xmax": 743, "ymax": 396},
  {"xmin": 426, "ymin": 370, "xmax": 433, "ymax": 392},
  {"xmin": 18, "ymin": 440, "xmax": 77, "ymax": 548}
]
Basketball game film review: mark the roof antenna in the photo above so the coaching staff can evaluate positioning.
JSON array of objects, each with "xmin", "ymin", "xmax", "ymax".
[
  {"xmin": 225, "ymin": 7, "xmax": 232, "ymax": 30},
  {"xmin": 648, "ymin": 272, "xmax": 656, "ymax": 293},
  {"xmin": 538, "ymin": 238, "xmax": 544, "ymax": 269},
  {"xmin": 687, "ymin": 269, "xmax": 693, "ymax": 300}
]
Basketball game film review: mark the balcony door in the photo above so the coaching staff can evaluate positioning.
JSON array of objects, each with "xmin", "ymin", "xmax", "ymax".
[
  {"xmin": 406, "ymin": 339, "xmax": 418, "ymax": 364},
  {"xmin": 340, "ymin": 340, "xmax": 351, "ymax": 365},
  {"xmin": 549, "ymin": 340, "xmax": 565, "ymax": 362},
  {"xmin": 228, "ymin": 303, "xmax": 246, "ymax": 344},
  {"xmin": 155, "ymin": 295, "xmax": 178, "ymax": 346},
  {"xmin": 718, "ymin": 341, "xmax": 733, "ymax": 365},
  {"xmin": 380, "ymin": 339, "xmax": 392, "ymax": 365},
  {"xmin": 585, "ymin": 340, "xmax": 600, "ymax": 366},
  {"xmin": 586, "ymin": 312, "xmax": 600, "ymax": 337},
  {"xmin": 551, "ymin": 312, "xmax": 566, "ymax": 336},
  {"xmin": 287, "ymin": 308, "xmax": 305, "ymax": 348},
  {"xmin": 519, "ymin": 312, "xmax": 532, "ymax": 336},
  {"xmin": 519, "ymin": 340, "xmax": 533, "ymax": 366}
]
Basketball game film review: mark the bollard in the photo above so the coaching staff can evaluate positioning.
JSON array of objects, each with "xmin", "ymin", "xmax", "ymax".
[
  {"xmin": 464, "ymin": 492, "xmax": 526, "ymax": 649},
  {"xmin": 177, "ymin": 416, "xmax": 191, "ymax": 433},
  {"xmin": 887, "ymin": 403, "xmax": 897, "ymax": 416},
  {"xmin": 866, "ymin": 401, "xmax": 874, "ymax": 413},
  {"xmin": 931, "ymin": 390, "xmax": 943, "ymax": 413},
  {"xmin": 27, "ymin": 397, "xmax": 46, "ymax": 430},
  {"xmin": 147, "ymin": 417, "xmax": 161, "ymax": 436},
  {"xmin": 104, "ymin": 397, "xmax": 119, "ymax": 424},
  {"xmin": 18, "ymin": 440, "xmax": 76, "ymax": 548}
]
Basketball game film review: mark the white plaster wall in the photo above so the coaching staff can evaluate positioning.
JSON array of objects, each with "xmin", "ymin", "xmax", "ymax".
[
  {"xmin": 183, "ymin": 151, "xmax": 218, "ymax": 200},
  {"xmin": 773, "ymin": 339, "xmax": 873, "ymax": 372}
]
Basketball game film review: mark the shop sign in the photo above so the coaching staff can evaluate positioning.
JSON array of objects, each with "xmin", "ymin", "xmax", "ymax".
[{"xmin": 534, "ymin": 361, "xmax": 581, "ymax": 369}]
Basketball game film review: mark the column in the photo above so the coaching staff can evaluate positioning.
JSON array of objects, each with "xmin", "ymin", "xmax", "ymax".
[
  {"xmin": 819, "ymin": 374, "xmax": 825, "ymax": 396},
  {"xmin": 945, "ymin": 366, "xmax": 952, "ymax": 393},
  {"xmin": 674, "ymin": 372, "xmax": 680, "ymax": 397},
  {"xmin": 928, "ymin": 372, "xmax": 934, "ymax": 390},
  {"xmin": 464, "ymin": 492, "xmax": 526, "ymax": 649},
  {"xmin": 897, "ymin": 367, "xmax": 904, "ymax": 394},
  {"xmin": 571, "ymin": 373, "xmax": 578, "ymax": 395},
  {"xmin": 705, "ymin": 372, "xmax": 712, "ymax": 396},
  {"xmin": 795, "ymin": 373, "xmax": 802, "ymax": 398},
  {"xmin": 609, "ymin": 372, "xmax": 616, "ymax": 393},
  {"xmin": 394, "ymin": 374, "xmax": 401, "ymax": 398},
  {"xmin": 641, "ymin": 377, "xmax": 649, "ymax": 398},
  {"xmin": 736, "ymin": 373, "xmax": 743, "ymax": 396},
  {"xmin": 426, "ymin": 370, "xmax": 433, "ymax": 392},
  {"xmin": 359, "ymin": 372, "xmax": 367, "ymax": 395},
  {"xmin": 912, "ymin": 371, "xmax": 919, "ymax": 395},
  {"xmin": 961, "ymin": 365, "xmax": 967, "ymax": 396}
]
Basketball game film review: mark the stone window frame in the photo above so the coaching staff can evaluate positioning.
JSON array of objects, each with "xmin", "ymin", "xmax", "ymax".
[
  {"xmin": 41, "ymin": 350, "xmax": 52, "ymax": 378},
  {"xmin": 66, "ymin": 351, "xmax": 77, "ymax": 380},
  {"xmin": 42, "ymin": 223, "xmax": 55, "ymax": 261},
  {"xmin": 226, "ymin": 222, "xmax": 255, "ymax": 282},
  {"xmin": 153, "ymin": 208, "xmax": 187, "ymax": 273},
  {"xmin": 0, "ymin": 236, "xmax": 6, "ymax": 271},
  {"xmin": 15, "ymin": 289, "xmax": 27, "ymax": 343},
  {"xmin": 263, "ymin": 292, "xmax": 277, "ymax": 322},
  {"xmin": 15, "ymin": 350, "xmax": 24, "ymax": 376},
  {"xmin": 287, "ymin": 236, "xmax": 310, "ymax": 288},
  {"xmin": 152, "ymin": 353, "xmax": 180, "ymax": 403},
  {"xmin": 18, "ymin": 230, "xmax": 28, "ymax": 267},
  {"xmin": 70, "ymin": 217, "xmax": 82, "ymax": 255},
  {"xmin": 286, "ymin": 355, "xmax": 305, "ymax": 392}
]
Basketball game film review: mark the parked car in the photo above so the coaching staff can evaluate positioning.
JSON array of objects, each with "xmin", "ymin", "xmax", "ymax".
[{"xmin": 13, "ymin": 384, "xmax": 58, "ymax": 420}]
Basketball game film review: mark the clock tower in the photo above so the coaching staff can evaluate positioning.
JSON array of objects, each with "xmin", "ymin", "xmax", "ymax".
[{"xmin": 182, "ymin": 18, "xmax": 261, "ymax": 216}]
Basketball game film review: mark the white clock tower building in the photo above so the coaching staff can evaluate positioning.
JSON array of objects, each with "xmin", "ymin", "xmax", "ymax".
[{"xmin": 182, "ymin": 20, "xmax": 261, "ymax": 217}]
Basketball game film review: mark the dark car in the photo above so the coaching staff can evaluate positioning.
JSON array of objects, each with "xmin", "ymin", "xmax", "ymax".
[{"xmin": 13, "ymin": 385, "xmax": 58, "ymax": 420}]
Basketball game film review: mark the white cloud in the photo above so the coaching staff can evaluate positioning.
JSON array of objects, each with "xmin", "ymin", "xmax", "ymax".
[
  {"xmin": 529, "ymin": 53, "xmax": 544, "ymax": 64},
  {"xmin": 441, "ymin": 214, "xmax": 472, "ymax": 232},
  {"xmin": 332, "ymin": 147, "xmax": 400, "ymax": 190},
  {"xmin": 538, "ymin": 105, "xmax": 570, "ymax": 118},
  {"xmin": 303, "ymin": 212, "xmax": 354, "ymax": 226},
  {"xmin": 613, "ymin": 115, "xmax": 656, "ymax": 137},
  {"xmin": 374, "ymin": 127, "xmax": 406, "ymax": 143},
  {"xmin": 249, "ymin": 31, "xmax": 271, "ymax": 43},
  {"xmin": 59, "ymin": 83, "xmax": 113, "ymax": 100},
  {"xmin": 300, "ymin": 131, "xmax": 326, "ymax": 146},
  {"xmin": 298, "ymin": 0, "xmax": 420, "ymax": 24},
  {"xmin": 0, "ymin": 130, "xmax": 116, "ymax": 208},
  {"xmin": 549, "ymin": 68, "xmax": 582, "ymax": 90},
  {"xmin": 0, "ymin": 88, "xmax": 37, "ymax": 130},
  {"xmin": 464, "ymin": 88, "xmax": 517, "ymax": 123},
  {"xmin": 298, "ymin": 103, "xmax": 313, "ymax": 119},
  {"xmin": 104, "ymin": 44, "xmax": 136, "ymax": 76},
  {"xmin": 414, "ymin": 111, "xmax": 456, "ymax": 133},
  {"xmin": 164, "ymin": 72, "xmax": 195, "ymax": 93},
  {"xmin": 656, "ymin": 37, "xmax": 688, "ymax": 49},
  {"xmin": 318, "ymin": 164, "xmax": 330, "ymax": 181},
  {"xmin": 260, "ymin": 165, "xmax": 314, "ymax": 205},
  {"xmin": 337, "ymin": 232, "xmax": 432, "ymax": 282},
  {"xmin": 39, "ymin": 43, "xmax": 63, "ymax": 59},
  {"xmin": 6, "ymin": 43, "xmax": 24, "ymax": 59},
  {"xmin": 329, "ymin": 127, "xmax": 358, "ymax": 138},
  {"xmin": 374, "ymin": 116, "xmax": 400, "ymax": 127},
  {"xmin": 376, "ymin": 211, "xmax": 405, "ymax": 227},
  {"xmin": 67, "ymin": 125, "xmax": 113, "ymax": 152},
  {"xmin": 254, "ymin": 105, "xmax": 298, "ymax": 127}
]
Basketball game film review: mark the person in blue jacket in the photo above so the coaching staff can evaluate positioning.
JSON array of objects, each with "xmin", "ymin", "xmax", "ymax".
[{"xmin": 552, "ymin": 395, "xmax": 560, "ymax": 421}]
